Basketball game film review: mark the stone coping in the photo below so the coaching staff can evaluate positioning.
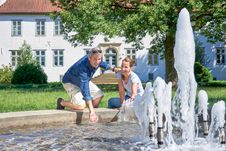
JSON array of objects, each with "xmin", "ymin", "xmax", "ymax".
[{"xmin": 0, "ymin": 108, "xmax": 119, "ymax": 129}]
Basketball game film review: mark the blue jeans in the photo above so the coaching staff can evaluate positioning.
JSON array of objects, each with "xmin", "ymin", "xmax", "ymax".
[{"xmin": 108, "ymin": 95, "xmax": 130, "ymax": 108}]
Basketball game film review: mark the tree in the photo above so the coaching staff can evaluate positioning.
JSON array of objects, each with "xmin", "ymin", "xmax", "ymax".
[
  {"xmin": 11, "ymin": 41, "xmax": 48, "ymax": 84},
  {"xmin": 17, "ymin": 41, "xmax": 36, "ymax": 66},
  {"xmin": 51, "ymin": 0, "xmax": 225, "ymax": 82}
]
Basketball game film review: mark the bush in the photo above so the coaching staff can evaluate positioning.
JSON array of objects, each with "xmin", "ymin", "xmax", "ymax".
[
  {"xmin": 0, "ymin": 64, "xmax": 13, "ymax": 83},
  {"xmin": 11, "ymin": 63, "xmax": 47, "ymax": 84},
  {"xmin": 194, "ymin": 62, "xmax": 213, "ymax": 83}
]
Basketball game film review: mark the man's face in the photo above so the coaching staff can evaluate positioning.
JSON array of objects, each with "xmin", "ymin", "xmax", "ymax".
[{"xmin": 89, "ymin": 54, "xmax": 102, "ymax": 68}]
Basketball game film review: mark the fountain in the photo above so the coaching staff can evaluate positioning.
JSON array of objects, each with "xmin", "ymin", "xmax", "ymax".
[
  {"xmin": 130, "ymin": 8, "xmax": 226, "ymax": 150},
  {"xmin": 0, "ymin": 8, "xmax": 225, "ymax": 151}
]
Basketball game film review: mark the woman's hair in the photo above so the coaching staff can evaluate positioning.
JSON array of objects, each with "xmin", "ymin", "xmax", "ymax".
[
  {"xmin": 122, "ymin": 57, "xmax": 134, "ymax": 67},
  {"xmin": 121, "ymin": 57, "xmax": 134, "ymax": 80}
]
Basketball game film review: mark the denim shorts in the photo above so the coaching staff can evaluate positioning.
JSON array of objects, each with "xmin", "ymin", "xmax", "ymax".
[{"xmin": 108, "ymin": 95, "xmax": 130, "ymax": 108}]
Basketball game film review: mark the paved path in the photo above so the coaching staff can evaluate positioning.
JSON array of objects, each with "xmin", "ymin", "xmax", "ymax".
[{"xmin": 0, "ymin": 108, "xmax": 119, "ymax": 129}]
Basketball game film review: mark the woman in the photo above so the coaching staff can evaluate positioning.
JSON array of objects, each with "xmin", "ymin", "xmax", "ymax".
[{"xmin": 108, "ymin": 57, "xmax": 144, "ymax": 108}]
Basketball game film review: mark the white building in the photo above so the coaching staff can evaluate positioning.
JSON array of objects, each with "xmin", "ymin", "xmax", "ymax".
[
  {"xmin": 0, "ymin": 0, "xmax": 225, "ymax": 82},
  {"xmin": 198, "ymin": 36, "xmax": 226, "ymax": 80}
]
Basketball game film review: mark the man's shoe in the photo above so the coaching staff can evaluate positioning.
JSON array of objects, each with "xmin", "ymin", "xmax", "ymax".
[{"xmin": 57, "ymin": 98, "xmax": 65, "ymax": 110}]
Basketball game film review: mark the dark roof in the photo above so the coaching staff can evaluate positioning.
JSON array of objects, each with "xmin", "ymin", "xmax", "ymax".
[{"xmin": 0, "ymin": 0, "xmax": 61, "ymax": 14}]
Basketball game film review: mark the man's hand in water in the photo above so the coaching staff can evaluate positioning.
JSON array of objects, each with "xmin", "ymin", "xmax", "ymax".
[{"xmin": 89, "ymin": 112, "xmax": 98, "ymax": 123}]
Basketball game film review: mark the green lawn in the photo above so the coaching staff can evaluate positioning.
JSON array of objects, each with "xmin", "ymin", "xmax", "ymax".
[
  {"xmin": 0, "ymin": 86, "xmax": 225, "ymax": 112},
  {"xmin": 0, "ymin": 88, "xmax": 118, "ymax": 112}
]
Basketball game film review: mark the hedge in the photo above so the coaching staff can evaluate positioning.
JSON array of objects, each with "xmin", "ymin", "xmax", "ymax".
[{"xmin": 0, "ymin": 81, "xmax": 225, "ymax": 90}]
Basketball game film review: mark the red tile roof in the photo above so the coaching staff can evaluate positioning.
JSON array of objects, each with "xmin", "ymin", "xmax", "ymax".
[{"xmin": 0, "ymin": 0, "xmax": 61, "ymax": 14}]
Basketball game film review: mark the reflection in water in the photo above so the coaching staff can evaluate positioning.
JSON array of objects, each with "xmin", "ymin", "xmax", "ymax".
[
  {"xmin": 0, "ymin": 122, "xmax": 225, "ymax": 150},
  {"xmin": 0, "ymin": 122, "xmax": 141, "ymax": 151}
]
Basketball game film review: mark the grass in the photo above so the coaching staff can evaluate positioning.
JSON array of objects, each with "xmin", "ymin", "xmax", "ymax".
[
  {"xmin": 0, "ymin": 86, "xmax": 225, "ymax": 112},
  {"xmin": 0, "ymin": 87, "xmax": 118, "ymax": 112},
  {"xmin": 197, "ymin": 87, "xmax": 226, "ymax": 106}
]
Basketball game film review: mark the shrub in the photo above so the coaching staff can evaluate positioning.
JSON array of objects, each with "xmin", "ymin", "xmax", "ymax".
[
  {"xmin": 194, "ymin": 62, "xmax": 213, "ymax": 83},
  {"xmin": 199, "ymin": 80, "xmax": 226, "ymax": 87},
  {"xmin": 11, "ymin": 63, "xmax": 47, "ymax": 84},
  {"xmin": 17, "ymin": 41, "xmax": 36, "ymax": 66},
  {"xmin": 0, "ymin": 64, "xmax": 13, "ymax": 83}
]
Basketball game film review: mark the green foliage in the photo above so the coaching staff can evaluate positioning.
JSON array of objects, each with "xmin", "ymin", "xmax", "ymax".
[
  {"xmin": 51, "ymin": 0, "xmax": 225, "ymax": 82},
  {"xmin": 17, "ymin": 41, "xmax": 36, "ymax": 66},
  {"xmin": 11, "ymin": 41, "xmax": 48, "ymax": 84},
  {"xmin": 0, "ymin": 64, "xmax": 13, "ymax": 84},
  {"xmin": 11, "ymin": 63, "xmax": 47, "ymax": 84},
  {"xmin": 199, "ymin": 80, "xmax": 226, "ymax": 87},
  {"xmin": 194, "ymin": 62, "xmax": 213, "ymax": 83},
  {"xmin": 52, "ymin": 0, "xmax": 225, "ymax": 47}
]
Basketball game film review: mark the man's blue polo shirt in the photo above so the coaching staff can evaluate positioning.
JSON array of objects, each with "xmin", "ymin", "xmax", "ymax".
[{"xmin": 62, "ymin": 55, "xmax": 110, "ymax": 101}]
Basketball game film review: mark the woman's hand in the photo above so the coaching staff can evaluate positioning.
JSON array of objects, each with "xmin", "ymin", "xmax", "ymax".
[
  {"xmin": 130, "ymin": 96, "xmax": 135, "ymax": 101},
  {"xmin": 112, "ymin": 67, "xmax": 121, "ymax": 73}
]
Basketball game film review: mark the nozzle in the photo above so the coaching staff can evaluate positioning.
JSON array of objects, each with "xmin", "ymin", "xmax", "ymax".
[
  {"xmin": 149, "ymin": 122, "xmax": 155, "ymax": 139},
  {"xmin": 219, "ymin": 127, "xmax": 225, "ymax": 144},
  {"xmin": 203, "ymin": 120, "xmax": 208, "ymax": 136},
  {"xmin": 157, "ymin": 127, "xmax": 164, "ymax": 148}
]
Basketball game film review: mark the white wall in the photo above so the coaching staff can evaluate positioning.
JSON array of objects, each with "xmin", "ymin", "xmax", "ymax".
[{"xmin": 0, "ymin": 14, "xmax": 86, "ymax": 82}]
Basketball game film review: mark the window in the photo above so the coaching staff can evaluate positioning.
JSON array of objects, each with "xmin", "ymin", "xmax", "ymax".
[
  {"xmin": 126, "ymin": 48, "xmax": 136, "ymax": 65},
  {"xmin": 34, "ymin": 50, "xmax": 46, "ymax": 66},
  {"xmin": 148, "ymin": 49, "xmax": 159, "ymax": 65},
  {"xmin": 148, "ymin": 73, "xmax": 154, "ymax": 81},
  {"xmin": 36, "ymin": 20, "xmax": 45, "ymax": 36},
  {"xmin": 10, "ymin": 50, "xmax": 20, "ymax": 66},
  {"xmin": 59, "ymin": 75, "xmax": 64, "ymax": 82},
  {"xmin": 12, "ymin": 20, "xmax": 21, "ymax": 36},
  {"xmin": 53, "ymin": 49, "xmax": 64, "ymax": 66},
  {"xmin": 54, "ymin": 20, "xmax": 63, "ymax": 35},
  {"xmin": 216, "ymin": 47, "xmax": 225, "ymax": 65},
  {"xmin": 105, "ymin": 48, "xmax": 117, "ymax": 67}
]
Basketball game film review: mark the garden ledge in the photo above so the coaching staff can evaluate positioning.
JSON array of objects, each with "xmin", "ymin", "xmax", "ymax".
[{"xmin": 0, "ymin": 108, "xmax": 119, "ymax": 129}]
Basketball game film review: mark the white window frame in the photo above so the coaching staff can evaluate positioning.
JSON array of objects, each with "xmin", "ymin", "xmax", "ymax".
[
  {"xmin": 9, "ymin": 50, "xmax": 20, "ymax": 66},
  {"xmin": 148, "ymin": 48, "xmax": 159, "ymax": 65},
  {"xmin": 34, "ymin": 50, "xmax": 46, "ymax": 66},
  {"xmin": 53, "ymin": 49, "xmax": 64, "ymax": 67},
  {"xmin": 126, "ymin": 48, "xmax": 136, "ymax": 65},
  {"xmin": 105, "ymin": 48, "xmax": 117, "ymax": 67},
  {"xmin": 54, "ymin": 20, "xmax": 63, "ymax": 35},
  {"xmin": 11, "ymin": 20, "xmax": 22, "ymax": 36},
  {"xmin": 36, "ymin": 19, "xmax": 45, "ymax": 36}
]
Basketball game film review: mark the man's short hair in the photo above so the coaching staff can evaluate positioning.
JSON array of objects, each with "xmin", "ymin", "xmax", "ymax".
[{"xmin": 88, "ymin": 47, "xmax": 102, "ymax": 58}]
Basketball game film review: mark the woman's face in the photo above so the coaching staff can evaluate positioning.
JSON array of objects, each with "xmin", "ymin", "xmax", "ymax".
[{"xmin": 121, "ymin": 61, "xmax": 132, "ymax": 75}]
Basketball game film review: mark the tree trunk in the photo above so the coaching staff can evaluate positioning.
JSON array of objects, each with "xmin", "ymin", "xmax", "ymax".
[{"xmin": 164, "ymin": 34, "xmax": 177, "ymax": 84}]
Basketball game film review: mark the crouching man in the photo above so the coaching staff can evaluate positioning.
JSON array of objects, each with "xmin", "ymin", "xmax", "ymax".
[{"xmin": 57, "ymin": 47, "xmax": 116, "ymax": 123}]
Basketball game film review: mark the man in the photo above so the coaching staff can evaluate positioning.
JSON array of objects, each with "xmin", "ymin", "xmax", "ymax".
[{"xmin": 57, "ymin": 47, "xmax": 116, "ymax": 123}]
